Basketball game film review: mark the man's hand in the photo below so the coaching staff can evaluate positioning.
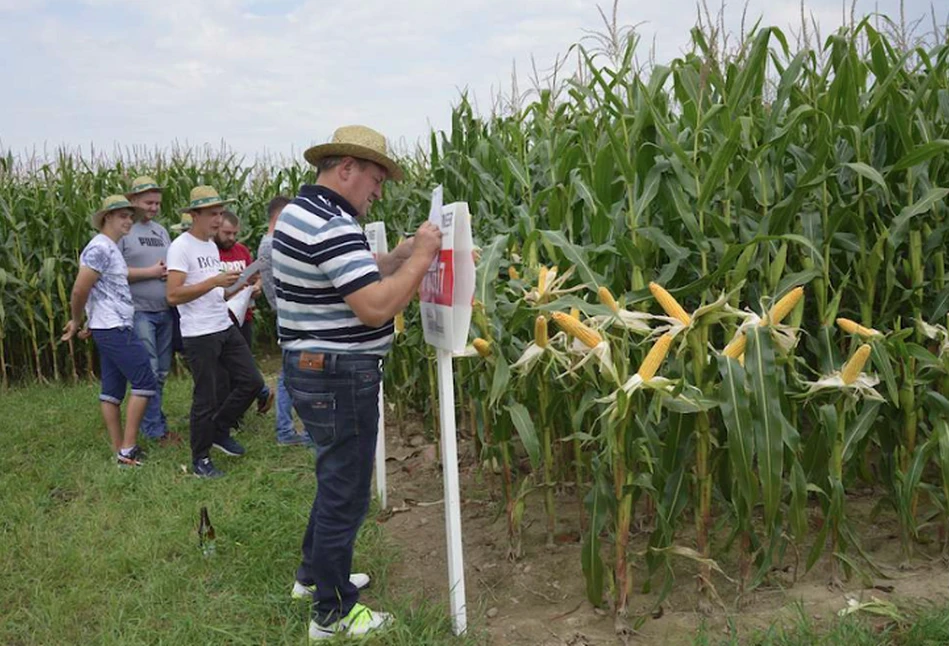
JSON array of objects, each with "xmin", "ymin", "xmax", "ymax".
[
  {"xmin": 412, "ymin": 222, "xmax": 442, "ymax": 260},
  {"xmin": 148, "ymin": 260, "xmax": 167, "ymax": 280},
  {"xmin": 213, "ymin": 270, "xmax": 241, "ymax": 289},
  {"xmin": 61, "ymin": 319, "xmax": 88, "ymax": 342}
]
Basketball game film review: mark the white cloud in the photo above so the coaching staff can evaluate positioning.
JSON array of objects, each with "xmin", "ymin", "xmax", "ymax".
[{"xmin": 0, "ymin": 0, "xmax": 941, "ymax": 160}]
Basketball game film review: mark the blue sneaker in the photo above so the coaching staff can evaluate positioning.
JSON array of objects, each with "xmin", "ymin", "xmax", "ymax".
[
  {"xmin": 212, "ymin": 437, "xmax": 246, "ymax": 457},
  {"xmin": 193, "ymin": 457, "xmax": 224, "ymax": 478},
  {"xmin": 277, "ymin": 433, "xmax": 313, "ymax": 447}
]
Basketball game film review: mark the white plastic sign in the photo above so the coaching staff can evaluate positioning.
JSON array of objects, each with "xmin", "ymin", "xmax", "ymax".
[
  {"xmin": 419, "ymin": 198, "xmax": 475, "ymax": 355},
  {"xmin": 365, "ymin": 221, "xmax": 389, "ymax": 510}
]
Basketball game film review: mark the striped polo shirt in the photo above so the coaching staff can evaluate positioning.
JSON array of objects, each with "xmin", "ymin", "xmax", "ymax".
[{"xmin": 273, "ymin": 185, "xmax": 393, "ymax": 355}]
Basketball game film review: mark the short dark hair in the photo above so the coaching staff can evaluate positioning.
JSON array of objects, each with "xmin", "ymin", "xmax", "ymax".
[
  {"xmin": 221, "ymin": 210, "xmax": 240, "ymax": 228},
  {"xmin": 315, "ymin": 155, "xmax": 367, "ymax": 176},
  {"xmin": 268, "ymin": 196, "xmax": 291, "ymax": 220}
]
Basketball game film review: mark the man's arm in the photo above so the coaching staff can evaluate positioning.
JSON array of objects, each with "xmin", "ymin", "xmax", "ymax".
[
  {"xmin": 375, "ymin": 237, "xmax": 414, "ymax": 277},
  {"xmin": 61, "ymin": 267, "xmax": 99, "ymax": 341},
  {"xmin": 344, "ymin": 223, "xmax": 441, "ymax": 327},
  {"xmin": 129, "ymin": 261, "xmax": 167, "ymax": 282},
  {"xmin": 166, "ymin": 270, "xmax": 239, "ymax": 306}
]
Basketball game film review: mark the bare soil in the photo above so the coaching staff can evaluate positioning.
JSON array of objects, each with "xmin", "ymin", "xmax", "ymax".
[{"xmin": 378, "ymin": 414, "xmax": 949, "ymax": 645}]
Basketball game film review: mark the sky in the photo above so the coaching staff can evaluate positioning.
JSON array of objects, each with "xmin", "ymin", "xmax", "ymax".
[{"xmin": 0, "ymin": 0, "xmax": 941, "ymax": 161}]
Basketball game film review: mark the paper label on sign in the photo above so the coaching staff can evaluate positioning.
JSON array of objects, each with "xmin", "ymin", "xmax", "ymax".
[
  {"xmin": 420, "ymin": 194, "xmax": 474, "ymax": 354},
  {"xmin": 364, "ymin": 221, "xmax": 388, "ymax": 259},
  {"xmin": 428, "ymin": 185, "xmax": 443, "ymax": 226}
]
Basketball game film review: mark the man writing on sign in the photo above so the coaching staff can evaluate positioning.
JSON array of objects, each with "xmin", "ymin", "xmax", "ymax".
[
  {"xmin": 166, "ymin": 186, "xmax": 266, "ymax": 478},
  {"xmin": 273, "ymin": 125, "xmax": 441, "ymax": 640}
]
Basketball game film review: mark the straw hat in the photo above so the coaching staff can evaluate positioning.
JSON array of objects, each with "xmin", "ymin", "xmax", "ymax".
[
  {"xmin": 91, "ymin": 195, "xmax": 139, "ymax": 231},
  {"xmin": 170, "ymin": 212, "xmax": 193, "ymax": 233},
  {"xmin": 126, "ymin": 175, "xmax": 163, "ymax": 196},
  {"xmin": 179, "ymin": 185, "xmax": 235, "ymax": 213},
  {"xmin": 303, "ymin": 125, "xmax": 404, "ymax": 182}
]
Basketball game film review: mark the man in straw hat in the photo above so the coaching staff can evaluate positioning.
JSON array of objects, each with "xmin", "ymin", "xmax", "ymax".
[
  {"xmin": 274, "ymin": 125, "xmax": 441, "ymax": 639},
  {"xmin": 62, "ymin": 196, "xmax": 157, "ymax": 467},
  {"xmin": 165, "ymin": 186, "xmax": 266, "ymax": 478},
  {"xmin": 119, "ymin": 176, "xmax": 180, "ymax": 446}
]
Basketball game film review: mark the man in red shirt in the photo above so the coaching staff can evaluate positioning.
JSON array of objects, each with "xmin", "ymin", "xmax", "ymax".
[{"xmin": 215, "ymin": 210, "xmax": 273, "ymax": 414}]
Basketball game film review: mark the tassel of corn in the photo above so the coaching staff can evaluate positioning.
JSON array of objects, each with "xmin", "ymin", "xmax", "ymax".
[
  {"xmin": 841, "ymin": 344, "xmax": 871, "ymax": 385},
  {"xmin": 534, "ymin": 315, "xmax": 548, "ymax": 348},
  {"xmin": 836, "ymin": 317, "xmax": 879, "ymax": 339},
  {"xmin": 537, "ymin": 266, "xmax": 549, "ymax": 297},
  {"xmin": 722, "ymin": 332, "xmax": 747, "ymax": 359},
  {"xmin": 508, "ymin": 265, "xmax": 519, "ymax": 280},
  {"xmin": 473, "ymin": 338, "xmax": 492, "ymax": 358},
  {"xmin": 394, "ymin": 312, "xmax": 405, "ymax": 334},
  {"xmin": 637, "ymin": 333, "xmax": 674, "ymax": 380},
  {"xmin": 552, "ymin": 311, "xmax": 603, "ymax": 349},
  {"xmin": 598, "ymin": 286, "xmax": 619, "ymax": 313},
  {"xmin": 649, "ymin": 282, "xmax": 690, "ymax": 326},
  {"xmin": 765, "ymin": 286, "xmax": 804, "ymax": 325}
]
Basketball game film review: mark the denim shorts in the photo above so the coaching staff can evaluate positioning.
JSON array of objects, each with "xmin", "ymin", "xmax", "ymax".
[{"xmin": 91, "ymin": 327, "xmax": 157, "ymax": 404}]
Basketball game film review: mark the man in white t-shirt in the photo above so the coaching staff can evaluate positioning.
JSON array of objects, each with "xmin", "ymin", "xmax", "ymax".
[{"xmin": 165, "ymin": 185, "xmax": 265, "ymax": 478}]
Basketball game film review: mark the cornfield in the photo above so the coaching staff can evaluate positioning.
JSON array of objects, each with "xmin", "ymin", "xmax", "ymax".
[{"xmin": 3, "ymin": 8, "xmax": 949, "ymax": 630}]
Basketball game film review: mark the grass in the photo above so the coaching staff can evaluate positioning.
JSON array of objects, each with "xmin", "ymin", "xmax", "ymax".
[
  {"xmin": 0, "ymin": 376, "xmax": 485, "ymax": 645},
  {"xmin": 6, "ymin": 376, "xmax": 949, "ymax": 645}
]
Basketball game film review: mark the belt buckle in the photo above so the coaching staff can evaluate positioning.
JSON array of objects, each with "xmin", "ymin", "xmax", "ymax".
[{"xmin": 299, "ymin": 352, "xmax": 325, "ymax": 371}]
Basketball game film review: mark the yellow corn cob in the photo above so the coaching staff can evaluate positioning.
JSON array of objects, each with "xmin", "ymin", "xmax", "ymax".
[
  {"xmin": 508, "ymin": 265, "xmax": 519, "ymax": 280},
  {"xmin": 473, "ymin": 338, "xmax": 492, "ymax": 358},
  {"xmin": 836, "ymin": 317, "xmax": 879, "ymax": 339},
  {"xmin": 722, "ymin": 333, "xmax": 747, "ymax": 359},
  {"xmin": 841, "ymin": 344, "xmax": 871, "ymax": 385},
  {"xmin": 537, "ymin": 266, "xmax": 549, "ymax": 297},
  {"xmin": 552, "ymin": 311, "xmax": 603, "ymax": 349},
  {"xmin": 570, "ymin": 307, "xmax": 581, "ymax": 320},
  {"xmin": 766, "ymin": 287, "xmax": 804, "ymax": 325},
  {"xmin": 598, "ymin": 286, "xmax": 619, "ymax": 313},
  {"xmin": 649, "ymin": 282, "xmax": 691, "ymax": 326},
  {"xmin": 394, "ymin": 312, "xmax": 405, "ymax": 334},
  {"xmin": 534, "ymin": 315, "xmax": 548, "ymax": 348},
  {"xmin": 638, "ymin": 334, "xmax": 674, "ymax": 380}
]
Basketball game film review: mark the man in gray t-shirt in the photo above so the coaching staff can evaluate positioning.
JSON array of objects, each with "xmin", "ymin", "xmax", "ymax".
[
  {"xmin": 119, "ymin": 175, "xmax": 179, "ymax": 445},
  {"xmin": 258, "ymin": 195, "xmax": 310, "ymax": 446}
]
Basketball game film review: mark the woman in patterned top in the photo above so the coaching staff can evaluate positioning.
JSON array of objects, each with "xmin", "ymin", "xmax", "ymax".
[{"xmin": 62, "ymin": 195, "xmax": 157, "ymax": 467}]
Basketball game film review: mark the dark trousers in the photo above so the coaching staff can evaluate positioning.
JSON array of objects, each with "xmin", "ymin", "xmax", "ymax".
[
  {"xmin": 283, "ymin": 350, "xmax": 382, "ymax": 624},
  {"xmin": 215, "ymin": 318, "xmax": 255, "ymax": 409},
  {"xmin": 183, "ymin": 325, "xmax": 265, "ymax": 462}
]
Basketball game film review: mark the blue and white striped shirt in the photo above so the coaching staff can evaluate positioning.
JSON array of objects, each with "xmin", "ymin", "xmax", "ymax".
[{"xmin": 273, "ymin": 185, "xmax": 393, "ymax": 355}]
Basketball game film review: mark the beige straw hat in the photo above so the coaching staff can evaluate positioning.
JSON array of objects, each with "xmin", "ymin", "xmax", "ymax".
[
  {"xmin": 91, "ymin": 195, "xmax": 140, "ymax": 231},
  {"xmin": 179, "ymin": 186, "xmax": 235, "ymax": 213},
  {"xmin": 303, "ymin": 125, "xmax": 404, "ymax": 182},
  {"xmin": 170, "ymin": 212, "xmax": 193, "ymax": 233},
  {"xmin": 126, "ymin": 175, "xmax": 163, "ymax": 196}
]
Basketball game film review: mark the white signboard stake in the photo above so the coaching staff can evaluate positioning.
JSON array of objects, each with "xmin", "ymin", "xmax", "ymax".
[
  {"xmin": 437, "ymin": 347, "xmax": 467, "ymax": 635},
  {"xmin": 365, "ymin": 221, "xmax": 389, "ymax": 509},
  {"xmin": 419, "ymin": 187, "xmax": 474, "ymax": 635}
]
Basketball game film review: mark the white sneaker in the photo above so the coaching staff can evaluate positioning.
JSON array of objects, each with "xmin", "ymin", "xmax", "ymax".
[
  {"xmin": 291, "ymin": 573, "xmax": 371, "ymax": 599},
  {"xmin": 308, "ymin": 603, "xmax": 392, "ymax": 640}
]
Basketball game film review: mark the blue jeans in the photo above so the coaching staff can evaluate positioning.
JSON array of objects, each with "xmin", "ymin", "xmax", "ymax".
[
  {"xmin": 283, "ymin": 350, "xmax": 382, "ymax": 625},
  {"xmin": 132, "ymin": 310, "xmax": 173, "ymax": 438},
  {"xmin": 91, "ymin": 327, "xmax": 157, "ymax": 403},
  {"xmin": 276, "ymin": 370, "xmax": 296, "ymax": 442}
]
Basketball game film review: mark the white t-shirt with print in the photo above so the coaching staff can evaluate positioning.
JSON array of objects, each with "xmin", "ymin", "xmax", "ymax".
[
  {"xmin": 166, "ymin": 232, "xmax": 232, "ymax": 338},
  {"xmin": 79, "ymin": 233, "xmax": 135, "ymax": 330}
]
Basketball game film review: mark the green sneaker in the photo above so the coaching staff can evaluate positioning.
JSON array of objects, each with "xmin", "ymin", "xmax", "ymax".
[{"xmin": 308, "ymin": 603, "xmax": 393, "ymax": 640}]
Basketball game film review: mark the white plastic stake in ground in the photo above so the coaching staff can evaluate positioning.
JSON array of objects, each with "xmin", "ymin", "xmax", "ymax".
[
  {"xmin": 375, "ymin": 380, "xmax": 387, "ymax": 509},
  {"xmin": 364, "ymin": 221, "xmax": 388, "ymax": 509},
  {"xmin": 437, "ymin": 348, "xmax": 467, "ymax": 635}
]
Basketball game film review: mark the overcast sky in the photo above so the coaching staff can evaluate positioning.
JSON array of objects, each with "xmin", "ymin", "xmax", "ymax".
[{"xmin": 0, "ymin": 0, "xmax": 940, "ymax": 161}]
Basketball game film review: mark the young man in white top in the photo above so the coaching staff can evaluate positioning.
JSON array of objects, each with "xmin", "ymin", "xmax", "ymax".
[
  {"xmin": 165, "ymin": 186, "xmax": 266, "ymax": 478},
  {"xmin": 62, "ymin": 195, "xmax": 157, "ymax": 467}
]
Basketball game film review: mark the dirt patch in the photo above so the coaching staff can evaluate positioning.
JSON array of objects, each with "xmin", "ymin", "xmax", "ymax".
[{"xmin": 377, "ymin": 413, "xmax": 949, "ymax": 645}]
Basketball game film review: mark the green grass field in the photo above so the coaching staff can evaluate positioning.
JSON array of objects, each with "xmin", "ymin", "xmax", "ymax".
[
  {"xmin": 0, "ymin": 377, "xmax": 481, "ymax": 645},
  {"xmin": 4, "ymin": 376, "xmax": 949, "ymax": 646}
]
